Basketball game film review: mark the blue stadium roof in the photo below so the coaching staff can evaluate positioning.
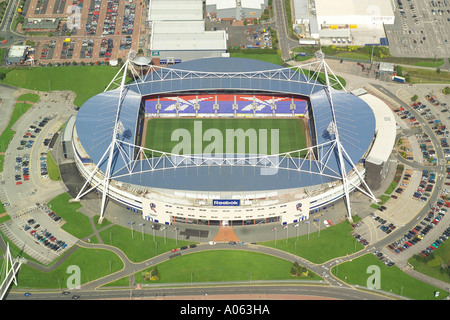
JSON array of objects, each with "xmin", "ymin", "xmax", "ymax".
[{"xmin": 75, "ymin": 57, "xmax": 375, "ymax": 192}]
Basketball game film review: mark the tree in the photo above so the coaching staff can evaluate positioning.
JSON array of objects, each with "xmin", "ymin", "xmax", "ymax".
[
  {"xmin": 443, "ymin": 86, "xmax": 450, "ymax": 95},
  {"xmin": 0, "ymin": 72, "xmax": 6, "ymax": 81}
]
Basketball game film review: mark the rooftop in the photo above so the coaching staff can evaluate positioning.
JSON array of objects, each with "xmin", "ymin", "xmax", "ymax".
[
  {"xmin": 314, "ymin": 0, "xmax": 394, "ymax": 17},
  {"xmin": 151, "ymin": 24, "xmax": 227, "ymax": 51},
  {"xmin": 359, "ymin": 93, "xmax": 396, "ymax": 165},
  {"xmin": 148, "ymin": 0, "xmax": 203, "ymax": 21}
]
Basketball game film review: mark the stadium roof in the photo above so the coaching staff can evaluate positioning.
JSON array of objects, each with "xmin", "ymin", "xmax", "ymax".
[
  {"xmin": 359, "ymin": 93, "xmax": 396, "ymax": 165},
  {"xmin": 75, "ymin": 57, "xmax": 376, "ymax": 192}
]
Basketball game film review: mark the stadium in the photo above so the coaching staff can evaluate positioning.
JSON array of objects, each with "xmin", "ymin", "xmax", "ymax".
[{"xmin": 71, "ymin": 53, "xmax": 395, "ymax": 227}]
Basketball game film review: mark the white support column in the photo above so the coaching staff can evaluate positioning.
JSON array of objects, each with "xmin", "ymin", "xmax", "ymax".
[
  {"xmin": 318, "ymin": 51, "xmax": 376, "ymax": 223},
  {"xmin": 75, "ymin": 52, "xmax": 137, "ymax": 224}
]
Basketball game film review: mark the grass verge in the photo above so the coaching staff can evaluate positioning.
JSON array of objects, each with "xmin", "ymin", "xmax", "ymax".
[
  {"xmin": 48, "ymin": 193, "xmax": 93, "ymax": 239},
  {"xmin": 259, "ymin": 217, "xmax": 364, "ymax": 264},
  {"xmin": 0, "ymin": 66, "xmax": 119, "ymax": 107},
  {"xmin": 133, "ymin": 250, "xmax": 322, "ymax": 284},
  {"xmin": 46, "ymin": 152, "xmax": 61, "ymax": 181},
  {"xmin": 331, "ymin": 253, "xmax": 448, "ymax": 300}
]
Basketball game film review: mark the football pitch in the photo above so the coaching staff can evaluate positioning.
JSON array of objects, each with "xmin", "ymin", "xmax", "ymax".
[{"xmin": 143, "ymin": 118, "xmax": 309, "ymax": 156}]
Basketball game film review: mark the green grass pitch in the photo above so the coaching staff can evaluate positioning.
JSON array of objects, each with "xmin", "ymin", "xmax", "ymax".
[{"xmin": 144, "ymin": 118, "xmax": 308, "ymax": 156}]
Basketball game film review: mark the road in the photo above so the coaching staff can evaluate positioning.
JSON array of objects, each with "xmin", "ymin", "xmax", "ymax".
[
  {"xmin": 0, "ymin": 0, "xmax": 26, "ymax": 48},
  {"xmin": 267, "ymin": 0, "xmax": 301, "ymax": 62},
  {"xmin": 4, "ymin": 240, "xmax": 395, "ymax": 301}
]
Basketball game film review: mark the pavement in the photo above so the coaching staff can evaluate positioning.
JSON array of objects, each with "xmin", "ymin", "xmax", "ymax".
[{"xmin": 0, "ymin": 89, "xmax": 78, "ymax": 264}]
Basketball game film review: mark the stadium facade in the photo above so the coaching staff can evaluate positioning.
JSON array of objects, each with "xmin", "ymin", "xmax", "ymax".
[{"xmin": 72, "ymin": 55, "xmax": 394, "ymax": 226}]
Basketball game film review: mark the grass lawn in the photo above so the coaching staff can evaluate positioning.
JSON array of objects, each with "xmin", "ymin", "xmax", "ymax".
[
  {"xmin": 0, "ymin": 66, "xmax": 119, "ymax": 107},
  {"xmin": 46, "ymin": 151, "xmax": 61, "ymax": 181},
  {"xmin": 99, "ymin": 224, "xmax": 197, "ymax": 263},
  {"xmin": 48, "ymin": 193, "xmax": 93, "ymax": 239},
  {"xmin": 0, "ymin": 48, "xmax": 7, "ymax": 64},
  {"xmin": 410, "ymin": 60, "xmax": 445, "ymax": 68},
  {"xmin": 17, "ymin": 93, "xmax": 40, "ymax": 103},
  {"xmin": 408, "ymin": 240, "xmax": 450, "ymax": 284},
  {"xmin": 230, "ymin": 53, "xmax": 284, "ymax": 66},
  {"xmin": 144, "ymin": 118, "xmax": 308, "ymax": 157},
  {"xmin": 134, "ymin": 250, "xmax": 322, "ymax": 284},
  {"xmin": 0, "ymin": 154, "xmax": 4, "ymax": 172},
  {"xmin": 403, "ymin": 67, "xmax": 450, "ymax": 84},
  {"xmin": 332, "ymin": 253, "xmax": 448, "ymax": 300},
  {"xmin": 15, "ymin": 247, "xmax": 124, "ymax": 289},
  {"xmin": 259, "ymin": 218, "xmax": 364, "ymax": 264},
  {"xmin": 0, "ymin": 101, "xmax": 34, "ymax": 153}
]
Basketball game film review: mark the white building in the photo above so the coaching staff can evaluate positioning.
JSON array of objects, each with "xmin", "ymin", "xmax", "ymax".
[
  {"xmin": 206, "ymin": 0, "xmax": 269, "ymax": 21},
  {"xmin": 147, "ymin": 0, "xmax": 227, "ymax": 63},
  {"xmin": 292, "ymin": 0, "xmax": 395, "ymax": 45},
  {"xmin": 147, "ymin": 0, "xmax": 203, "ymax": 22},
  {"xmin": 314, "ymin": 0, "xmax": 395, "ymax": 27}
]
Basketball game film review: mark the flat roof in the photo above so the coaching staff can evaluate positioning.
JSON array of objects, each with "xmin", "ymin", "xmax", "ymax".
[
  {"xmin": 293, "ymin": 0, "xmax": 309, "ymax": 19},
  {"xmin": 318, "ymin": 28, "xmax": 350, "ymax": 38},
  {"xmin": 152, "ymin": 20, "xmax": 205, "ymax": 34},
  {"xmin": 207, "ymin": 0, "xmax": 266, "ymax": 10},
  {"xmin": 206, "ymin": 0, "xmax": 236, "ymax": 10},
  {"xmin": 379, "ymin": 62, "xmax": 395, "ymax": 72},
  {"xmin": 8, "ymin": 45, "xmax": 28, "ymax": 58},
  {"xmin": 23, "ymin": 18, "xmax": 59, "ymax": 30},
  {"xmin": 151, "ymin": 30, "xmax": 227, "ymax": 51},
  {"xmin": 148, "ymin": 0, "xmax": 203, "ymax": 21},
  {"xmin": 315, "ymin": 0, "xmax": 394, "ymax": 17}
]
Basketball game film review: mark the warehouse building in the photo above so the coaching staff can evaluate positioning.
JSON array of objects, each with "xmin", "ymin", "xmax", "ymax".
[
  {"xmin": 206, "ymin": 0, "xmax": 269, "ymax": 22},
  {"xmin": 293, "ymin": 0, "xmax": 395, "ymax": 45},
  {"xmin": 147, "ymin": 0, "xmax": 203, "ymax": 22},
  {"xmin": 147, "ymin": 0, "xmax": 227, "ymax": 63}
]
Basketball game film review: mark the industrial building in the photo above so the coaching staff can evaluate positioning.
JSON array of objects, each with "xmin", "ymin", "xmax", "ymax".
[
  {"xmin": 293, "ymin": 0, "xmax": 395, "ymax": 45},
  {"xmin": 206, "ymin": 0, "xmax": 269, "ymax": 22},
  {"xmin": 147, "ymin": 0, "xmax": 228, "ymax": 63}
]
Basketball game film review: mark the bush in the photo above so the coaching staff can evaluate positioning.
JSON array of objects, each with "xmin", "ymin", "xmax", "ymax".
[
  {"xmin": 443, "ymin": 87, "xmax": 450, "ymax": 95},
  {"xmin": 290, "ymin": 262, "xmax": 309, "ymax": 277},
  {"xmin": 142, "ymin": 267, "xmax": 160, "ymax": 281}
]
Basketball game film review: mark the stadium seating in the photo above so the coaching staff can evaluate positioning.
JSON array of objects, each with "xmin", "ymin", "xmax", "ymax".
[{"xmin": 144, "ymin": 94, "xmax": 307, "ymax": 115}]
